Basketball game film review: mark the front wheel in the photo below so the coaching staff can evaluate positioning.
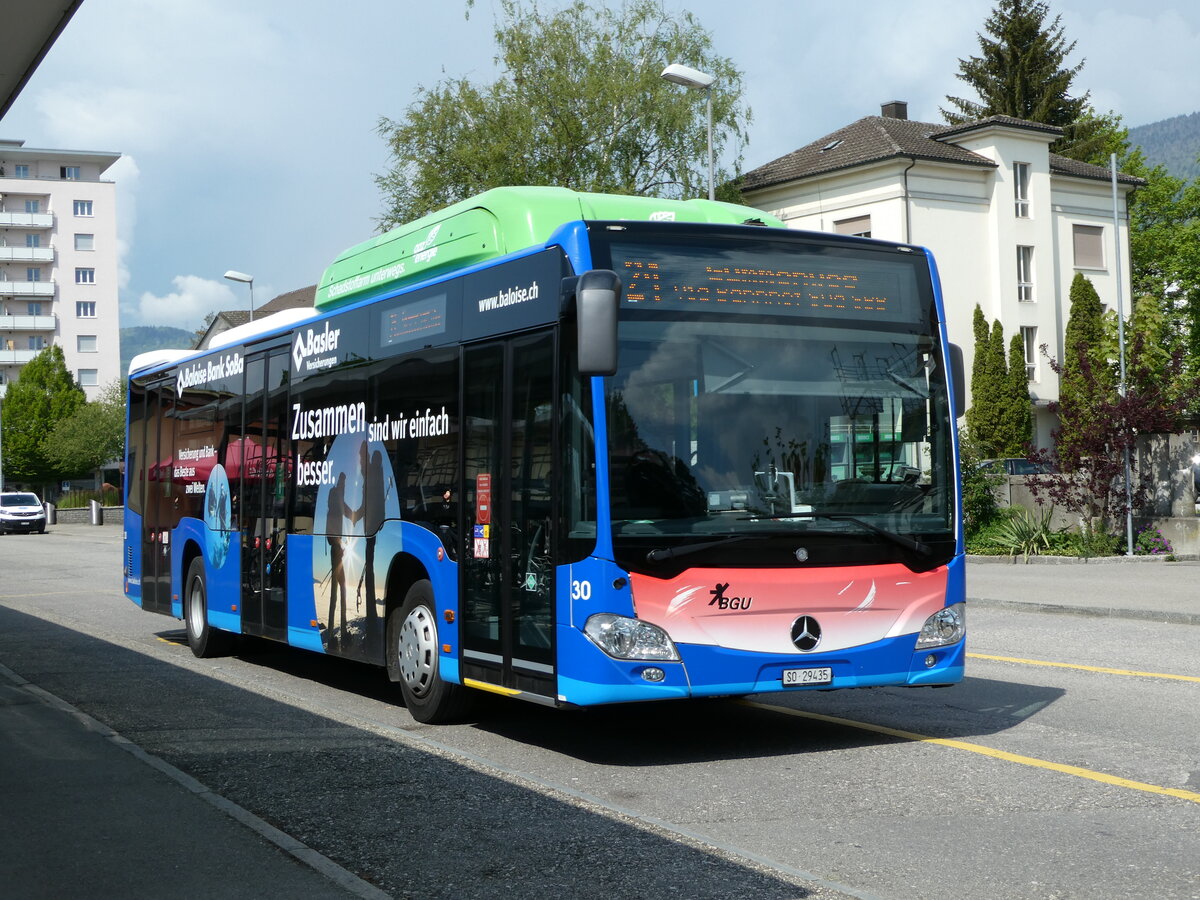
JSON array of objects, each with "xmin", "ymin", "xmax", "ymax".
[
  {"xmin": 387, "ymin": 580, "xmax": 472, "ymax": 724},
  {"xmin": 184, "ymin": 557, "xmax": 236, "ymax": 658}
]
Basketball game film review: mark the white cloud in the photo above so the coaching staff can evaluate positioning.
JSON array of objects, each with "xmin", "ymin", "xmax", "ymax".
[{"xmin": 129, "ymin": 275, "xmax": 241, "ymax": 331}]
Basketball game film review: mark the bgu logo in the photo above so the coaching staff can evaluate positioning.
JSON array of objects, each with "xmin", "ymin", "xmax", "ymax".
[{"xmin": 708, "ymin": 582, "xmax": 752, "ymax": 610}]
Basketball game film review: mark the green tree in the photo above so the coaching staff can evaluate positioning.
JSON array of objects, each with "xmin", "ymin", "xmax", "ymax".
[
  {"xmin": 1, "ymin": 346, "xmax": 87, "ymax": 488},
  {"xmin": 1056, "ymin": 273, "xmax": 1113, "ymax": 457},
  {"xmin": 966, "ymin": 306, "xmax": 1010, "ymax": 458},
  {"xmin": 998, "ymin": 331, "xmax": 1032, "ymax": 456},
  {"xmin": 44, "ymin": 380, "xmax": 126, "ymax": 478},
  {"xmin": 941, "ymin": 0, "xmax": 1124, "ymax": 163},
  {"xmin": 375, "ymin": 0, "xmax": 751, "ymax": 228},
  {"xmin": 1123, "ymin": 153, "xmax": 1200, "ymax": 371}
]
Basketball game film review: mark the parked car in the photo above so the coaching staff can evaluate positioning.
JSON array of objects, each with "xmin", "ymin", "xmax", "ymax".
[
  {"xmin": 0, "ymin": 492, "xmax": 47, "ymax": 534},
  {"xmin": 978, "ymin": 458, "xmax": 1056, "ymax": 476}
]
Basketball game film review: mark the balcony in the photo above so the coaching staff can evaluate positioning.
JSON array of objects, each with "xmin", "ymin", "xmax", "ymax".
[
  {"xmin": 0, "ymin": 212, "xmax": 53, "ymax": 228},
  {"xmin": 0, "ymin": 349, "xmax": 39, "ymax": 364},
  {"xmin": 0, "ymin": 282, "xmax": 55, "ymax": 298},
  {"xmin": 0, "ymin": 247, "xmax": 55, "ymax": 263},
  {"xmin": 0, "ymin": 315, "xmax": 56, "ymax": 331}
]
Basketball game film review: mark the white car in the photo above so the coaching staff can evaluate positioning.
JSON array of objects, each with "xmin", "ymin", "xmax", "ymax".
[{"xmin": 0, "ymin": 492, "xmax": 47, "ymax": 534}]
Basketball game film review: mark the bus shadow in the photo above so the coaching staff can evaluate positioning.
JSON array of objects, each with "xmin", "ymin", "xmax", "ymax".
[
  {"xmin": 203, "ymin": 636, "xmax": 1067, "ymax": 767},
  {"xmin": 469, "ymin": 676, "xmax": 1067, "ymax": 767}
]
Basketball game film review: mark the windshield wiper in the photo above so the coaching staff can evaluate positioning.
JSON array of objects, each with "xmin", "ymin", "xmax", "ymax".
[
  {"xmin": 740, "ymin": 511, "xmax": 932, "ymax": 556},
  {"xmin": 645, "ymin": 534, "xmax": 755, "ymax": 563},
  {"xmin": 796, "ymin": 512, "xmax": 931, "ymax": 556}
]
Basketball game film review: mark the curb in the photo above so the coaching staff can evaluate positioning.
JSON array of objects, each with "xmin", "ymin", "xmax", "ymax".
[
  {"xmin": 967, "ymin": 595, "xmax": 1200, "ymax": 626},
  {"xmin": 966, "ymin": 554, "xmax": 1197, "ymax": 565}
]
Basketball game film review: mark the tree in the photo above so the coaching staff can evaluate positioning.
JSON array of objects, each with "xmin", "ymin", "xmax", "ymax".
[
  {"xmin": 965, "ymin": 307, "xmax": 1028, "ymax": 459},
  {"xmin": 998, "ymin": 332, "xmax": 1032, "ymax": 456},
  {"xmin": 375, "ymin": 0, "xmax": 751, "ymax": 228},
  {"xmin": 941, "ymin": 0, "xmax": 1124, "ymax": 163},
  {"xmin": 1123, "ymin": 153, "xmax": 1200, "ymax": 370},
  {"xmin": 1, "ymin": 346, "xmax": 86, "ymax": 488},
  {"xmin": 44, "ymin": 379, "xmax": 126, "ymax": 478},
  {"xmin": 1056, "ymin": 273, "xmax": 1112, "ymax": 453}
]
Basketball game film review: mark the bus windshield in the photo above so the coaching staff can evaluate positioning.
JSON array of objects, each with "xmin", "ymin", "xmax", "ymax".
[{"xmin": 595, "ymin": 230, "xmax": 954, "ymax": 557}]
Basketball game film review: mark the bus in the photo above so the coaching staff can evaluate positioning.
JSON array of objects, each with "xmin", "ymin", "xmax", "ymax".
[{"xmin": 124, "ymin": 186, "xmax": 966, "ymax": 724}]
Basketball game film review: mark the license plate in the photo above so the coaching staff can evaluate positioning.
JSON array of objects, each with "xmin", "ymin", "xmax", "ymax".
[{"xmin": 782, "ymin": 667, "xmax": 833, "ymax": 686}]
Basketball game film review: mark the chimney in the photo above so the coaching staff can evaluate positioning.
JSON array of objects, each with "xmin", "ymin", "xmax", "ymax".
[{"xmin": 881, "ymin": 100, "xmax": 908, "ymax": 120}]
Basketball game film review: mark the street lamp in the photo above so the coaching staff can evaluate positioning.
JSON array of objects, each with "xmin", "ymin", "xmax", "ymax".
[
  {"xmin": 224, "ymin": 270, "xmax": 255, "ymax": 321},
  {"xmin": 661, "ymin": 63, "xmax": 716, "ymax": 201}
]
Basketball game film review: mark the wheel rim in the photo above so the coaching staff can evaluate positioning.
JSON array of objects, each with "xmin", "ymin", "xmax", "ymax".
[
  {"xmin": 187, "ymin": 576, "xmax": 205, "ymax": 638},
  {"xmin": 398, "ymin": 605, "xmax": 437, "ymax": 697}
]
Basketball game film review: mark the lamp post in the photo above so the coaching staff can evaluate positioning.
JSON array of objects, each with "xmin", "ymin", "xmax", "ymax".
[
  {"xmin": 224, "ymin": 270, "xmax": 255, "ymax": 321},
  {"xmin": 661, "ymin": 63, "xmax": 715, "ymax": 201}
]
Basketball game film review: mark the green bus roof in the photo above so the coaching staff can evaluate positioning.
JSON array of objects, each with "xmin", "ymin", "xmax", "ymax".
[{"xmin": 315, "ymin": 186, "xmax": 785, "ymax": 310}]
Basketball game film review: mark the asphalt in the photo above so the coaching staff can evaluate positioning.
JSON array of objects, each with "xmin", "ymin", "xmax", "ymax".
[{"xmin": 1, "ymin": 525, "xmax": 1197, "ymax": 899}]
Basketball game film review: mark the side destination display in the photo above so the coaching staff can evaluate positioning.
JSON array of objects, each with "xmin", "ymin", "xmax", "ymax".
[{"xmin": 314, "ymin": 185, "xmax": 785, "ymax": 311}]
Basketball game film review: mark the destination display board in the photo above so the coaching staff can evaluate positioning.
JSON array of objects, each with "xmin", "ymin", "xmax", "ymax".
[{"xmin": 599, "ymin": 234, "xmax": 931, "ymax": 325}]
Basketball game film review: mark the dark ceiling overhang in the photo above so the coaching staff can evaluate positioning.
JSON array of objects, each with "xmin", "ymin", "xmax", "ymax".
[{"xmin": 0, "ymin": 1, "xmax": 83, "ymax": 120}]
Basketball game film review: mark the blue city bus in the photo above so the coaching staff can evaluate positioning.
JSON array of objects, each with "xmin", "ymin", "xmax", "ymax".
[{"xmin": 123, "ymin": 186, "xmax": 966, "ymax": 723}]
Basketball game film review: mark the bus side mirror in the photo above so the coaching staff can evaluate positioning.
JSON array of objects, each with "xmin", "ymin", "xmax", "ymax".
[
  {"xmin": 949, "ymin": 343, "xmax": 965, "ymax": 420},
  {"xmin": 576, "ymin": 269, "xmax": 620, "ymax": 376}
]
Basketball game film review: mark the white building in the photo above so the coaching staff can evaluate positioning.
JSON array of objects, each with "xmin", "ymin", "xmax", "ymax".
[
  {"xmin": 741, "ymin": 102, "xmax": 1143, "ymax": 449},
  {"xmin": 0, "ymin": 140, "xmax": 121, "ymax": 399}
]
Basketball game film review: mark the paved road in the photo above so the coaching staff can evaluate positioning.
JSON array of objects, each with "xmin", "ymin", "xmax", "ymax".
[{"xmin": 1, "ymin": 526, "xmax": 1196, "ymax": 899}]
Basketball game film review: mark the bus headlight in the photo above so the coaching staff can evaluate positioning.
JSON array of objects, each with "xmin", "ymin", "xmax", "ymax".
[
  {"xmin": 584, "ymin": 614, "xmax": 680, "ymax": 661},
  {"xmin": 915, "ymin": 602, "xmax": 965, "ymax": 649}
]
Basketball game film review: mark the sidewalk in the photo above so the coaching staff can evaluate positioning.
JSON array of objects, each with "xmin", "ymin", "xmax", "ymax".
[
  {"xmin": 967, "ymin": 554, "xmax": 1200, "ymax": 625},
  {"xmin": 0, "ymin": 662, "xmax": 386, "ymax": 900}
]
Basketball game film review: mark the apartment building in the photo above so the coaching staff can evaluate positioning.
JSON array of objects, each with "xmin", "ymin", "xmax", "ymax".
[
  {"xmin": 741, "ymin": 102, "xmax": 1143, "ymax": 449},
  {"xmin": 0, "ymin": 139, "xmax": 121, "ymax": 399}
]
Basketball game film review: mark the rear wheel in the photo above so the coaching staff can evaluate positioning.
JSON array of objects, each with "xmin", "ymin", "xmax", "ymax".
[
  {"xmin": 184, "ymin": 557, "xmax": 236, "ymax": 658},
  {"xmin": 388, "ymin": 579, "xmax": 472, "ymax": 723}
]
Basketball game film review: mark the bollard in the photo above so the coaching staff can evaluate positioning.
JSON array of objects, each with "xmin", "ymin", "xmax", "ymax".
[
  {"xmin": 90, "ymin": 499, "xmax": 104, "ymax": 526},
  {"xmin": 45, "ymin": 502, "xmax": 56, "ymax": 526}
]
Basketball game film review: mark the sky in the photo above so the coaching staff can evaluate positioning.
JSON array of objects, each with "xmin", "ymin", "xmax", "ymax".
[{"xmin": 3, "ymin": 0, "xmax": 1198, "ymax": 332}]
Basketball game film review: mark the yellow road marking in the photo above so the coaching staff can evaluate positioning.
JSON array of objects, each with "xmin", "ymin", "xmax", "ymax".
[
  {"xmin": 741, "ymin": 700, "xmax": 1200, "ymax": 805},
  {"xmin": 968, "ymin": 652, "xmax": 1200, "ymax": 683}
]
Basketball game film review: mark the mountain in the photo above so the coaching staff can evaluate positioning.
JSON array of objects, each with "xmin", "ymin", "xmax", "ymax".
[
  {"xmin": 1128, "ymin": 112, "xmax": 1200, "ymax": 181},
  {"xmin": 120, "ymin": 325, "xmax": 195, "ymax": 375}
]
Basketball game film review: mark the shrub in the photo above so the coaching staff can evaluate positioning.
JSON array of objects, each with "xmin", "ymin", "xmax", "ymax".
[
  {"xmin": 55, "ymin": 488, "xmax": 121, "ymax": 509},
  {"xmin": 1133, "ymin": 525, "xmax": 1173, "ymax": 556},
  {"xmin": 991, "ymin": 506, "xmax": 1055, "ymax": 561}
]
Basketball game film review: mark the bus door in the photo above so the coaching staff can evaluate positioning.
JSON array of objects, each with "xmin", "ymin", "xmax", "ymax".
[
  {"xmin": 461, "ymin": 331, "xmax": 556, "ymax": 699},
  {"xmin": 140, "ymin": 381, "xmax": 174, "ymax": 614},
  {"xmin": 238, "ymin": 347, "xmax": 290, "ymax": 640}
]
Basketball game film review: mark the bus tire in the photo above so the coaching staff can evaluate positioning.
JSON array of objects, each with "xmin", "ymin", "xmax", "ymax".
[
  {"xmin": 388, "ymin": 579, "xmax": 472, "ymax": 724},
  {"xmin": 184, "ymin": 557, "xmax": 235, "ymax": 658}
]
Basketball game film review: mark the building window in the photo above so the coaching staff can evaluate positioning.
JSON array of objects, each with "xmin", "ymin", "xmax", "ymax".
[
  {"xmin": 1073, "ymin": 224, "xmax": 1105, "ymax": 269},
  {"xmin": 28, "ymin": 336, "xmax": 47, "ymax": 351},
  {"xmin": 76, "ymin": 301, "xmax": 96, "ymax": 318},
  {"xmin": 834, "ymin": 215, "xmax": 872, "ymax": 238},
  {"xmin": 73, "ymin": 199, "xmax": 93, "ymax": 216},
  {"xmin": 78, "ymin": 368, "xmax": 99, "ymax": 387},
  {"xmin": 27, "ymin": 302, "xmax": 43, "ymax": 316},
  {"xmin": 1021, "ymin": 326, "xmax": 1038, "ymax": 382},
  {"xmin": 75, "ymin": 268, "xmax": 95, "ymax": 284},
  {"xmin": 26, "ymin": 267, "xmax": 41, "ymax": 282},
  {"xmin": 25, "ymin": 234, "xmax": 41, "ymax": 248},
  {"xmin": 1014, "ymin": 162, "xmax": 1030, "ymax": 217},
  {"xmin": 1016, "ymin": 245, "xmax": 1034, "ymax": 301},
  {"xmin": 78, "ymin": 335, "xmax": 98, "ymax": 353},
  {"xmin": 14, "ymin": 165, "xmax": 30, "ymax": 178},
  {"xmin": 60, "ymin": 166, "xmax": 80, "ymax": 180},
  {"xmin": 74, "ymin": 233, "xmax": 94, "ymax": 251},
  {"xmin": 24, "ymin": 199, "xmax": 39, "ymax": 213}
]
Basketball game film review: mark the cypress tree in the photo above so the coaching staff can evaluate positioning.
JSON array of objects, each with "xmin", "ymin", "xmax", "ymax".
[
  {"xmin": 1000, "ymin": 331, "xmax": 1033, "ymax": 456},
  {"xmin": 1057, "ymin": 273, "xmax": 1114, "ymax": 456}
]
